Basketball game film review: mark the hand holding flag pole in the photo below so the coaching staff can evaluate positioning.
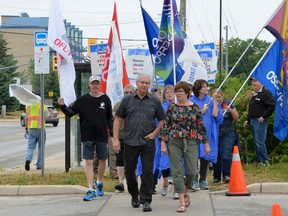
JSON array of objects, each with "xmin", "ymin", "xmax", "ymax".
[{"xmin": 222, "ymin": 41, "xmax": 275, "ymax": 116}]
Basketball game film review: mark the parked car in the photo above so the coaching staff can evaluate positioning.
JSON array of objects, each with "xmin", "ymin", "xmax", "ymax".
[{"xmin": 20, "ymin": 106, "xmax": 59, "ymax": 127}]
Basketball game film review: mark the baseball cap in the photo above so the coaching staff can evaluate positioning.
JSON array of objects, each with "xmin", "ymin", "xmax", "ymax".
[
  {"xmin": 89, "ymin": 75, "xmax": 101, "ymax": 83},
  {"xmin": 250, "ymin": 77, "xmax": 257, "ymax": 81}
]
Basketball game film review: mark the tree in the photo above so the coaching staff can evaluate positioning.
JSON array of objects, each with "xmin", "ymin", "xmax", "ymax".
[
  {"xmin": 222, "ymin": 37, "xmax": 270, "ymax": 78},
  {"xmin": 0, "ymin": 34, "xmax": 19, "ymax": 112}
]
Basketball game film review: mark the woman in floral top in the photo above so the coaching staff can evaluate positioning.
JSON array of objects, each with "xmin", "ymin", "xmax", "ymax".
[{"xmin": 160, "ymin": 81, "xmax": 210, "ymax": 213}]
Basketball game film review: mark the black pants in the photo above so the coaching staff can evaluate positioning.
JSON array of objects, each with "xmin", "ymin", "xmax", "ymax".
[
  {"xmin": 124, "ymin": 140, "xmax": 155, "ymax": 204},
  {"xmin": 195, "ymin": 158, "xmax": 209, "ymax": 181}
]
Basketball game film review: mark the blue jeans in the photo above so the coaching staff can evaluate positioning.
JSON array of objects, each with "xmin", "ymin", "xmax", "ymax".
[
  {"xmin": 250, "ymin": 118, "xmax": 269, "ymax": 163},
  {"xmin": 213, "ymin": 130, "xmax": 239, "ymax": 180},
  {"xmin": 25, "ymin": 129, "xmax": 46, "ymax": 168}
]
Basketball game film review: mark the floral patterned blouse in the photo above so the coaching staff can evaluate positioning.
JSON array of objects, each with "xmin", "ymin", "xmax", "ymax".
[{"xmin": 159, "ymin": 103, "xmax": 208, "ymax": 144}]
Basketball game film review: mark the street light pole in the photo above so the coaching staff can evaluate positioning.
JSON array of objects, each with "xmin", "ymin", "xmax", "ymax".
[{"xmin": 180, "ymin": 0, "xmax": 186, "ymax": 32}]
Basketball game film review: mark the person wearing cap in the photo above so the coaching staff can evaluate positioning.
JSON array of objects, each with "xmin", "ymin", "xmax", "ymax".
[
  {"xmin": 243, "ymin": 77, "xmax": 275, "ymax": 165},
  {"xmin": 58, "ymin": 75, "xmax": 113, "ymax": 201},
  {"xmin": 24, "ymin": 102, "xmax": 51, "ymax": 171}
]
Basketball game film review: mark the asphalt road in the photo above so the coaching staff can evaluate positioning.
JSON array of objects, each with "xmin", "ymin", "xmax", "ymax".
[{"xmin": 0, "ymin": 119, "xmax": 65, "ymax": 169}]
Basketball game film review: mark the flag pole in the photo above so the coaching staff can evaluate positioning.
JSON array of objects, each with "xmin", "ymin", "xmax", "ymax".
[
  {"xmin": 207, "ymin": 28, "xmax": 264, "ymax": 106},
  {"xmin": 139, "ymin": 0, "xmax": 158, "ymax": 86},
  {"xmin": 223, "ymin": 40, "xmax": 276, "ymax": 115},
  {"xmin": 217, "ymin": 0, "xmax": 284, "ymax": 92},
  {"xmin": 216, "ymin": 27, "xmax": 264, "ymax": 92},
  {"xmin": 171, "ymin": 0, "xmax": 177, "ymax": 86}
]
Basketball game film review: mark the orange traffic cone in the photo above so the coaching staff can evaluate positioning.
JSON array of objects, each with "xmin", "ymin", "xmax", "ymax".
[
  {"xmin": 226, "ymin": 146, "xmax": 251, "ymax": 196},
  {"xmin": 271, "ymin": 203, "xmax": 283, "ymax": 216}
]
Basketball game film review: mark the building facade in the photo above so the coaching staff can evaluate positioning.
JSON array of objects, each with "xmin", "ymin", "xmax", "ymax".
[{"xmin": 0, "ymin": 13, "xmax": 86, "ymax": 80}]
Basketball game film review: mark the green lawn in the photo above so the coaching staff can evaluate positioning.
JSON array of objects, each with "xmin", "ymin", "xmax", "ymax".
[{"xmin": 1, "ymin": 163, "xmax": 288, "ymax": 192}]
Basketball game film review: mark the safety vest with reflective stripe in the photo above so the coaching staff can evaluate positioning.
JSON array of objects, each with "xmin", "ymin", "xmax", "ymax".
[{"xmin": 26, "ymin": 103, "xmax": 46, "ymax": 129}]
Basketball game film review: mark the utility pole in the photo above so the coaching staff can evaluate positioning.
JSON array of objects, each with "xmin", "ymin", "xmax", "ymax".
[
  {"xmin": 224, "ymin": 25, "xmax": 228, "ymax": 74},
  {"xmin": 180, "ymin": 0, "xmax": 186, "ymax": 32},
  {"xmin": 219, "ymin": 0, "xmax": 222, "ymax": 83}
]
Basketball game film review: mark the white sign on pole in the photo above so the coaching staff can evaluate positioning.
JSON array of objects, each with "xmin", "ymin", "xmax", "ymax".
[
  {"xmin": 34, "ymin": 32, "xmax": 50, "ymax": 74},
  {"xmin": 90, "ymin": 44, "xmax": 107, "ymax": 75},
  {"xmin": 126, "ymin": 48, "xmax": 154, "ymax": 86}
]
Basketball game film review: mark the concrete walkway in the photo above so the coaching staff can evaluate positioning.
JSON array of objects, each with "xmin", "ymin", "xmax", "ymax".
[{"xmin": 1, "ymin": 152, "xmax": 288, "ymax": 216}]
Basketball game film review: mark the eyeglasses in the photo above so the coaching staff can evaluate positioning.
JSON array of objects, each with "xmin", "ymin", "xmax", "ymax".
[
  {"xmin": 174, "ymin": 90, "xmax": 185, "ymax": 94},
  {"xmin": 125, "ymin": 91, "xmax": 133, "ymax": 94},
  {"xmin": 165, "ymin": 91, "xmax": 174, "ymax": 95},
  {"xmin": 138, "ymin": 81, "xmax": 150, "ymax": 85}
]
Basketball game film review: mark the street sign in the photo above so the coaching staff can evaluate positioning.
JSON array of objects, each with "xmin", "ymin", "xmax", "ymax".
[{"xmin": 34, "ymin": 31, "xmax": 50, "ymax": 74}]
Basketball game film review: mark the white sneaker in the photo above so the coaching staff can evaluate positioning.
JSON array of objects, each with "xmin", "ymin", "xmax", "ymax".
[
  {"xmin": 161, "ymin": 186, "xmax": 168, "ymax": 196},
  {"xmin": 168, "ymin": 176, "xmax": 173, "ymax": 184},
  {"xmin": 173, "ymin": 192, "xmax": 179, "ymax": 200}
]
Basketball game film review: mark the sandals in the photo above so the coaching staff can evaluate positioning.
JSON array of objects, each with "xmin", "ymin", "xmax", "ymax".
[
  {"xmin": 177, "ymin": 205, "xmax": 186, "ymax": 213},
  {"xmin": 184, "ymin": 194, "xmax": 190, "ymax": 207}
]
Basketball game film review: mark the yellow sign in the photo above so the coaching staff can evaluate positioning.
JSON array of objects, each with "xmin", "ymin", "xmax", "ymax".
[
  {"xmin": 48, "ymin": 91, "xmax": 54, "ymax": 97},
  {"xmin": 87, "ymin": 38, "xmax": 97, "ymax": 57}
]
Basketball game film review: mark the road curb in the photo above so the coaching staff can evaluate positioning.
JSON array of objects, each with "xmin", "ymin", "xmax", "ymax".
[
  {"xmin": 210, "ymin": 182, "xmax": 288, "ymax": 194},
  {"xmin": 0, "ymin": 185, "xmax": 87, "ymax": 196}
]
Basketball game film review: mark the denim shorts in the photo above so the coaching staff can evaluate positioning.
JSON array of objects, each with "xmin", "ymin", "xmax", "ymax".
[{"xmin": 83, "ymin": 140, "xmax": 108, "ymax": 160}]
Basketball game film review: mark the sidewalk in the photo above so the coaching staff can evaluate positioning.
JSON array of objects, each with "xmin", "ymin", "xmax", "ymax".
[{"xmin": 1, "ymin": 152, "xmax": 288, "ymax": 215}]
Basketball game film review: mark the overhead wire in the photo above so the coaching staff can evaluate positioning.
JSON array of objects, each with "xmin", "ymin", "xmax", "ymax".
[
  {"xmin": 200, "ymin": 0, "xmax": 215, "ymax": 42},
  {"xmin": 223, "ymin": 0, "xmax": 250, "ymax": 75},
  {"xmin": 224, "ymin": 0, "xmax": 239, "ymax": 37},
  {"xmin": 186, "ymin": 0, "xmax": 207, "ymax": 43}
]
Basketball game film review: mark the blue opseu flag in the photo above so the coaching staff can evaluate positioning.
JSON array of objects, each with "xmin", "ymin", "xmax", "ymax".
[
  {"xmin": 155, "ymin": 0, "xmax": 184, "ymax": 82},
  {"xmin": 140, "ymin": 6, "xmax": 159, "ymax": 55},
  {"xmin": 252, "ymin": 40, "xmax": 288, "ymax": 141}
]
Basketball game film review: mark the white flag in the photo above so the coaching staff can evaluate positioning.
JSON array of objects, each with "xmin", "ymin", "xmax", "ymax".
[
  {"xmin": 179, "ymin": 39, "xmax": 208, "ymax": 84},
  {"xmin": 47, "ymin": 0, "xmax": 76, "ymax": 106},
  {"xmin": 106, "ymin": 21, "xmax": 124, "ymax": 107},
  {"xmin": 9, "ymin": 84, "xmax": 41, "ymax": 106}
]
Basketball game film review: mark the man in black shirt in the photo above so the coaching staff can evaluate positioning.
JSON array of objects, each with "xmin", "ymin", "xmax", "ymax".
[
  {"xmin": 58, "ymin": 75, "xmax": 113, "ymax": 201},
  {"xmin": 244, "ymin": 77, "xmax": 275, "ymax": 164},
  {"xmin": 113, "ymin": 74, "xmax": 165, "ymax": 212}
]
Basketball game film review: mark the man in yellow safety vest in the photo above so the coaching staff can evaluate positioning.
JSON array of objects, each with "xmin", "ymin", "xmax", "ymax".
[{"xmin": 24, "ymin": 102, "xmax": 51, "ymax": 171}]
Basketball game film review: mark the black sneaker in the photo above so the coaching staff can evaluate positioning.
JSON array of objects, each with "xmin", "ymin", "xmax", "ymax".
[
  {"xmin": 143, "ymin": 203, "xmax": 152, "ymax": 212},
  {"xmin": 213, "ymin": 179, "xmax": 222, "ymax": 185},
  {"xmin": 223, "ymin": 176, "xmax": 230, "ymax": 184},
  {"xmin": 25, "ymin": 160, "xmax": 30, "ymax": 171},
  {"xmin": 152, "ymin": 189, "xmax": 157, "ymax": 195},
  {"xmin": 131, "ymin": 197, "xmax": 140, "ymax": 208},
  {"xmin": 115, "ymin": 183, "xmax": 124, "ymax": 192}
]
